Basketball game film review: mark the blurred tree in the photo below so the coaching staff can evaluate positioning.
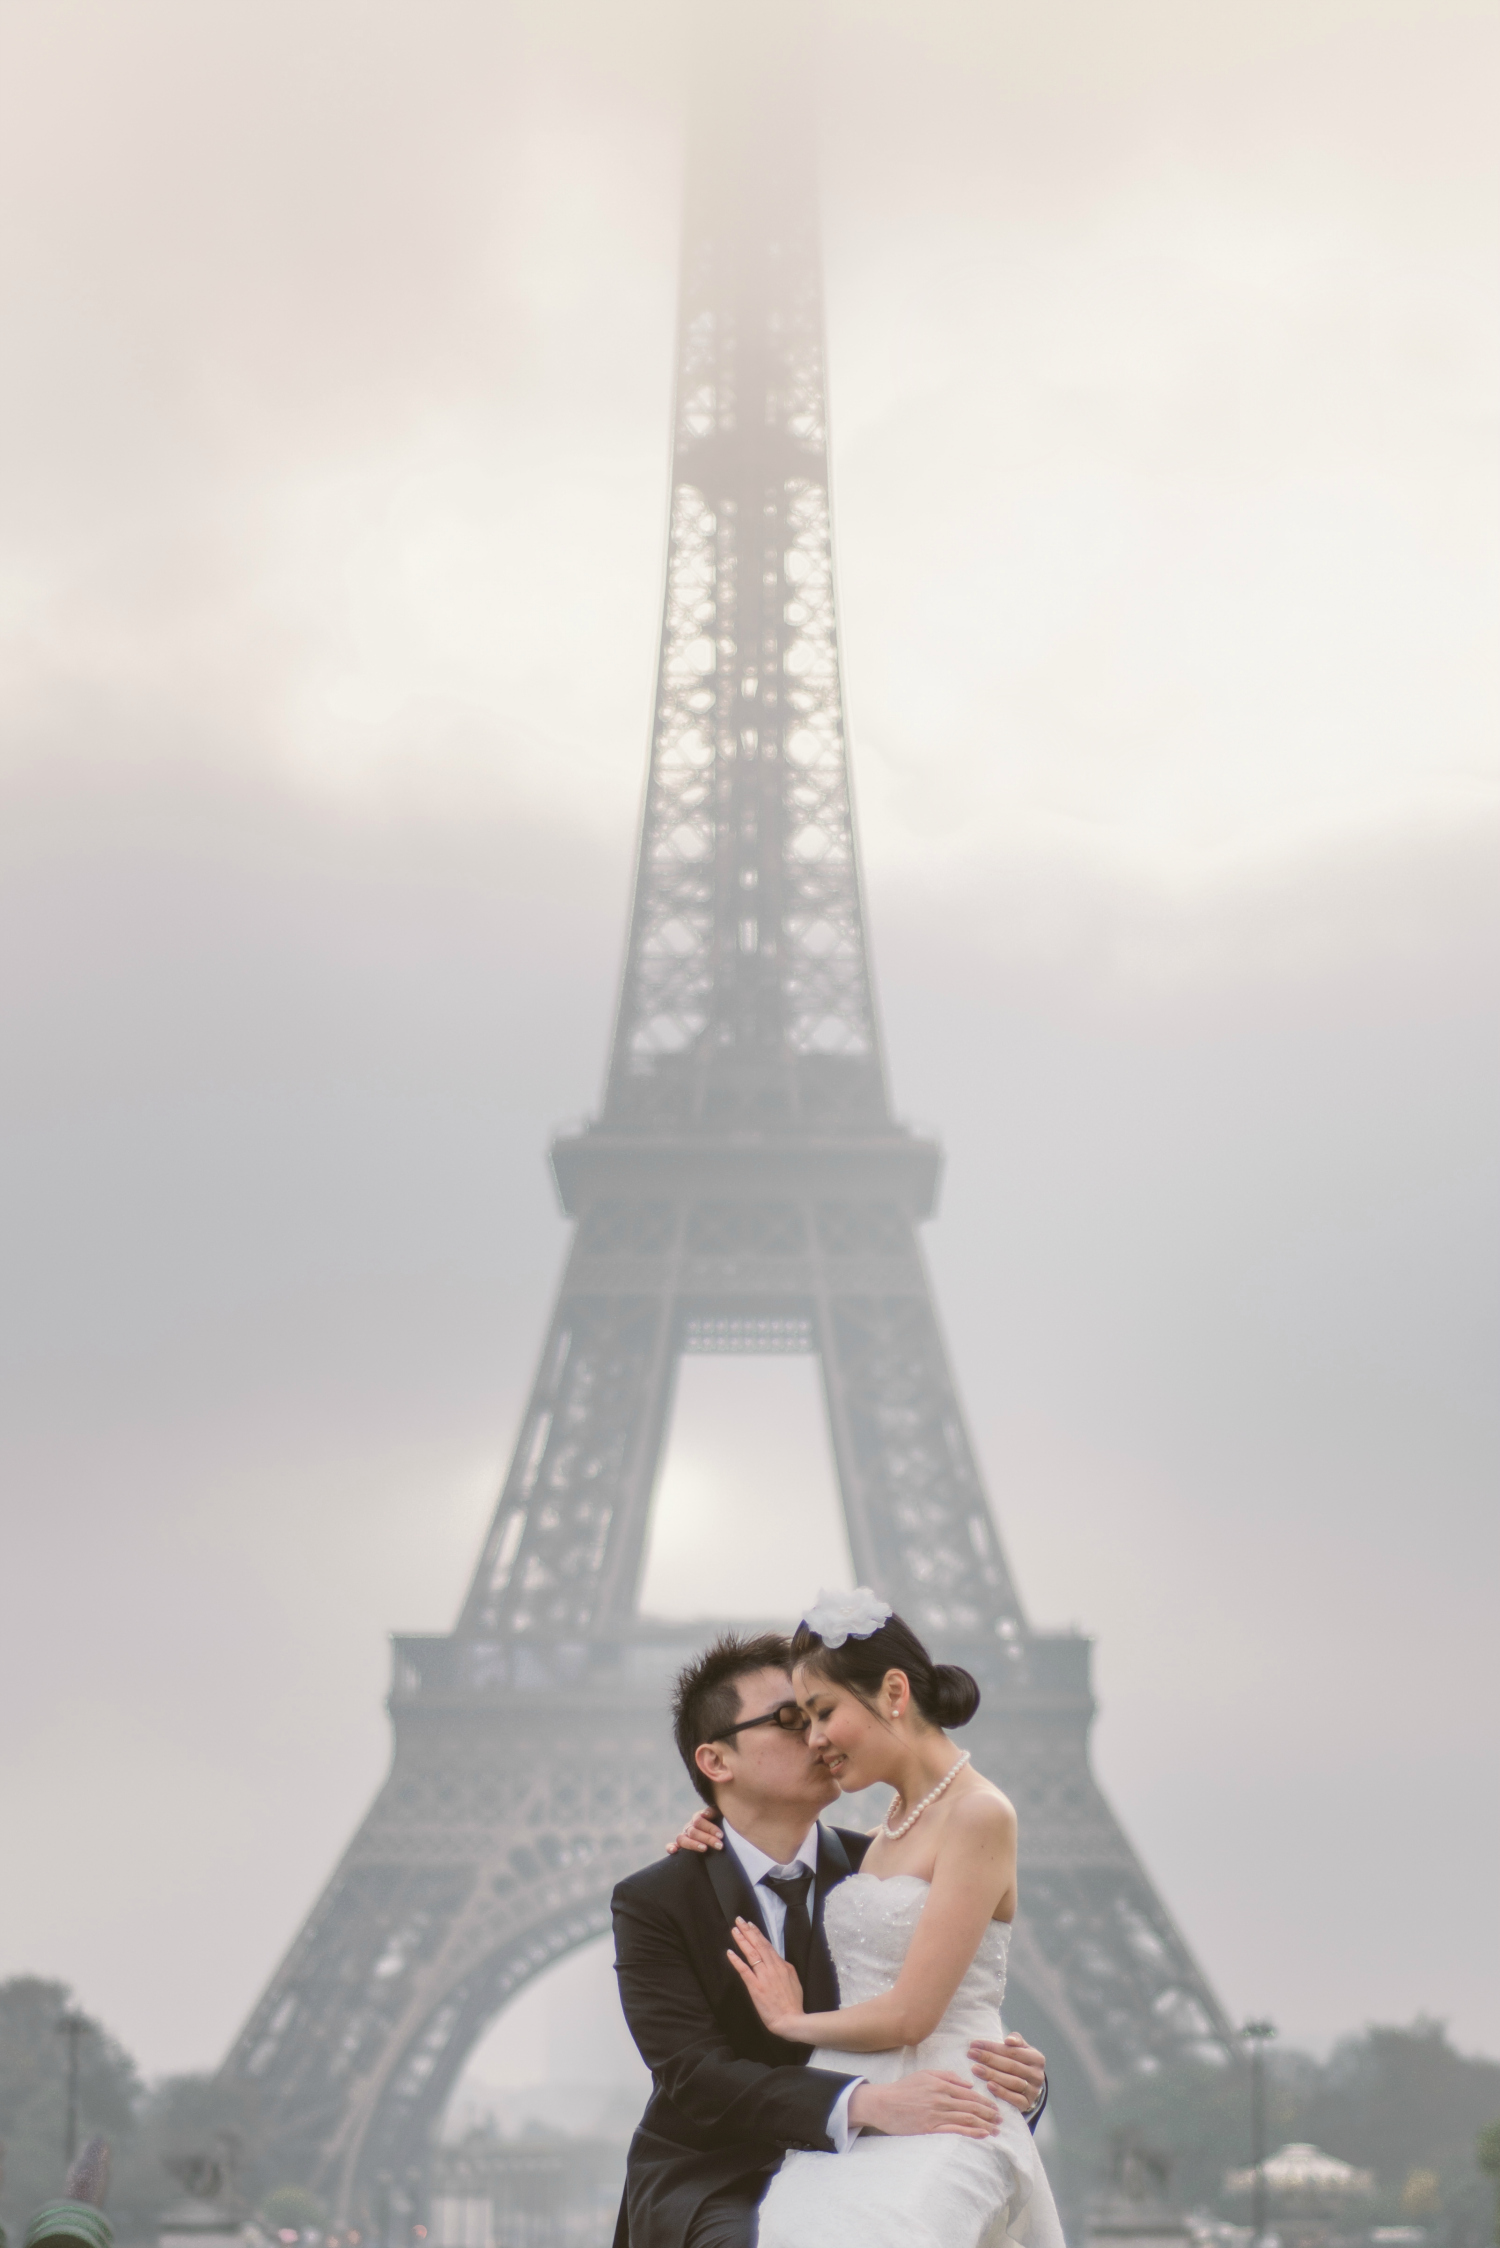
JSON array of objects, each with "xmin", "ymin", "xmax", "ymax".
[
  {"xmin": 1475, "ymin": 2121, "xmax": 1500, "ymax": 2246},
  {"xmin": 0, "ymin": 1982, "xmax": 141, "ymax": 2241},
  {"xmin": 1302, "ymin": 2019, "xmax": 1500, "ymax": 2247},
  {"xmin": 1049, "ymin": 2020, "xmax": 1500, "ymax": 2248},
  {"xmin": 109, "ymin": 2077, "xmax": 268, "ymax": 2242},
  {"xmin": 0, "ymin": 1990, "xmax": 273, "ymax": 2248}
]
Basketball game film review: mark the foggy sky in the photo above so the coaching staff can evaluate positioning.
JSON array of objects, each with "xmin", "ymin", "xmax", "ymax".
[{"xmin": 1, "ymin": 0, "xmax": 1496, "ymax": 2091}]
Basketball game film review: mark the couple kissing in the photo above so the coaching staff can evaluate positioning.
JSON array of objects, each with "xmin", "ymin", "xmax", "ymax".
[{"xmin": 610, "ymin": 1592, "xmax": 1067, "ymax": 2248}]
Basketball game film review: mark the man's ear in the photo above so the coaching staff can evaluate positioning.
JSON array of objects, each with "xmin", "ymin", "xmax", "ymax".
[{"xmin": 695, "ymin": 1741, "xmax": 731, "ymax": 1791}]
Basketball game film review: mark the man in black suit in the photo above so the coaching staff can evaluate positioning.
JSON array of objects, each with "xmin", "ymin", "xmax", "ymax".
[{"xmin": 611, "ymin": 1631, "xmax": 1048, "ymax": 2248}]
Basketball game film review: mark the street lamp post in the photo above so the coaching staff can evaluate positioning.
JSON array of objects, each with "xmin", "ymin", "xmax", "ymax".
[
  {"xmin": 1242, "ymin": 2020, "xmax": 1278, "ymax": 2248},
  {"xmin": 56, "ymin": 2012, "xmax": 90, "ymax": 2171}
]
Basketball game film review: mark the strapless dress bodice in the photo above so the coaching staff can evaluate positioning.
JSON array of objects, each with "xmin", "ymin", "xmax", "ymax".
[
  {"xmin": 756, "ymin": 1869, "xmax": 1065, "ymax": 2248},
  {"xmin": 812, "ymin": 1872, "xmax": 1010, "ymax": 2079}
]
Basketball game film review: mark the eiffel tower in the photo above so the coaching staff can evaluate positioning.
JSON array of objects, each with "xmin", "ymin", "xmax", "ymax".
[{"xmin": 219, "ymin": 31, "xmax": 1233, "ymax": 2228}]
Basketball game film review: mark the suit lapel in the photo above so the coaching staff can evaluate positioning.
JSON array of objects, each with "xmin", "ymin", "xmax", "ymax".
[
  {"xmin": 704, "ymin": 1835, "xmax": 770, "ymax": 1941},
  {"xmin": 806, "ymin": 1820, "xmax": 852, "ymax": 2015},
  {"xmin": 703, "ymin": 1822, "xmax": 851, "ymax": 2018}
]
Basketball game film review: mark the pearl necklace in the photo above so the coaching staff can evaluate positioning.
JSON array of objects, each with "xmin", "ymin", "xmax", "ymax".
[{"xmin": 882, "ymin": 1750, "xmax": 971, "ymax": 1839}]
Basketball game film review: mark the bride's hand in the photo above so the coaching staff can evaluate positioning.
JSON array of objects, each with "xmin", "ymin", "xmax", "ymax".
[
  {"xmin": 727, "ymin": 1918, "xmax": 806, "ymax": 2039},
  {"xmin": 666, "ymin": 1808, "xmax": 725, "ymax": 1855}
]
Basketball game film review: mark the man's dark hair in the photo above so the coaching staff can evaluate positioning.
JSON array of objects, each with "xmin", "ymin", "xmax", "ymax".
[{"xmin": 672, "ymin": 1631, "xmax": 791, "ymax": 1807}]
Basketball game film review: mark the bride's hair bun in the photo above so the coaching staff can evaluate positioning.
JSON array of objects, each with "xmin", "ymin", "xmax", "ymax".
[
  {"xmin": 789, "ymin": 1608, "xmax": 982, "ymax": 1730},
  {"xmin": 930, "ymin": 1662, "xmax": 981, "ymax": 1728}
]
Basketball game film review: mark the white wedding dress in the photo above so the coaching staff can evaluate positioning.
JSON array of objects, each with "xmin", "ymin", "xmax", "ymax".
[{"xmin": 756, "ymin": 1874, "xmax": 1067, "ymax": 2248}]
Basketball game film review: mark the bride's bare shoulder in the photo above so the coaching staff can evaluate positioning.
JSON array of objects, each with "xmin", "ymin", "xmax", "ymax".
[{"xmin": 945, "ymin": 1778, "xmax": 1017, "ymax": 1845}]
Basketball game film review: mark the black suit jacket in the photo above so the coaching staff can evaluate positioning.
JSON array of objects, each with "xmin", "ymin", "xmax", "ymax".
[
  {"xmin": 611, "ymin": 1822, "xmax": 1049, "ymax": 2248},
  {"xmin": 611, "ymin": 1821, "xmax": 872, "ymax": 2248}
]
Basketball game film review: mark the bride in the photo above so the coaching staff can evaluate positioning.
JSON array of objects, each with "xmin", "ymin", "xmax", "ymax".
[{"xmin": 686, "ymin": 1591, "xmax": 1066, "ymax": 2248}]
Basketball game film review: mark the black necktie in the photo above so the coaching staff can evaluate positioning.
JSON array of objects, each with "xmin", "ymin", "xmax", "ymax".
[{"xmin": 762, "ymin": 1867, "xmax": 814, "ymax": 1984}]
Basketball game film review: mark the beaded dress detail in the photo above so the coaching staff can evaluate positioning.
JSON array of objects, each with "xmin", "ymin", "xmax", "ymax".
[{"xmin": 757, "ymin": 1875, "xmax": 1067, "ymax": 2248}]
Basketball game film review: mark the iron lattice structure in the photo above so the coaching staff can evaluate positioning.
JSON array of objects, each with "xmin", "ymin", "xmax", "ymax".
[{"xmin": 220, "ymin": 53, "xmax": 1233, "ymax": 2229}]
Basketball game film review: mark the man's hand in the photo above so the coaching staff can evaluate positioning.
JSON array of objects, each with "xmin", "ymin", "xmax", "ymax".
[
  {"xmin": 968, "ymin": 2033, "xmax": 1046, "ymax": 2115},
  {"xmin": 849, "ymin": 2072, "xmax": 1001, "ymax": 2140}
]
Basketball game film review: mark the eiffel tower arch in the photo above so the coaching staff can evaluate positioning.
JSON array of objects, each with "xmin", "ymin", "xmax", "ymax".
[{"xmin": 218, "ymin": 31, "xmax": 1234, "ymax": 2226}]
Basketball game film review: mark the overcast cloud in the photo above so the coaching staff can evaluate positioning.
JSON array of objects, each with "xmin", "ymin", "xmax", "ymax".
[{"xmin": 1, "ymin": 0, "xmax": 1496, "ymax": 2090}]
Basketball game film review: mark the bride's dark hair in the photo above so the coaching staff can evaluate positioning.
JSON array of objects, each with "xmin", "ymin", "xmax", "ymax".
[{"xmin": 789, "ymin": 1611, "xmax": 980, "ymax": 1729}]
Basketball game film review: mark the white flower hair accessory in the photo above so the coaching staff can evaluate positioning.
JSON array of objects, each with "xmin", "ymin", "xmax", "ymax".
[{"xmin": 800, "ymin": 1587, "xmax": 893, "ymax": 1648}]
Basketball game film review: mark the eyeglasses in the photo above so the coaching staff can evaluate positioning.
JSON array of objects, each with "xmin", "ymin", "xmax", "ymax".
[{"xmin": 716, "ymin": 1700, "xmax": 811, "ymax": 1742}]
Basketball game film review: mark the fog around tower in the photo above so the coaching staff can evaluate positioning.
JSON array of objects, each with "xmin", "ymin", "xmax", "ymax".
[{"xmin": 0, "ymin": 0, "xmax": 1495, "ymax": 2089}]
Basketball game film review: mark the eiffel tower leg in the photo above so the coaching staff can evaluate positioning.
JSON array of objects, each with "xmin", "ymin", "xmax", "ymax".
[
  {"xmin": 219, "ymin": 1640, "xmax": 702, "ymax": 2222},
  {"xmin": 808, "ymin": 1204, "xmax": 1234, "ymax": 2106},
  {"xmin": 811, "ymin": 1211, "xmax": 1027, "ymax": 1639},
  {"xmin": 979, "ymin": 1684, "xmax": 1239, "ymax": 2116},
  {"xmin": 219, "ymin": 1236, "xmax": 703, "ymax": 2218},
  {"xmin": 458, "ymin": 1220, "xmax": 683, "ymax": 1642}
]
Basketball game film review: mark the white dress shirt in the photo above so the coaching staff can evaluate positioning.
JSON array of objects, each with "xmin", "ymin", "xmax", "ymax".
[{"xmin": 720, "ymin": 1818, "xmax": 863, "ymax": 2153}]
